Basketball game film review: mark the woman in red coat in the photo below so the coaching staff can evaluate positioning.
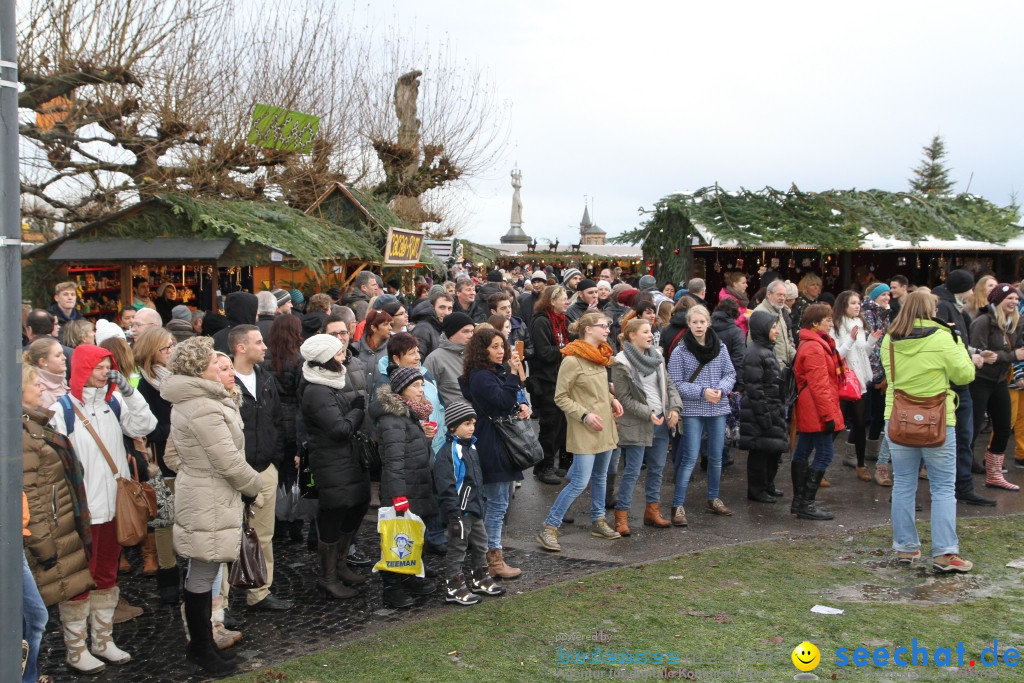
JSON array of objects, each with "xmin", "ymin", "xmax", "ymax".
[{"xmin": 792, "ymin": 303, "xmax": 845, "ymax": 520}]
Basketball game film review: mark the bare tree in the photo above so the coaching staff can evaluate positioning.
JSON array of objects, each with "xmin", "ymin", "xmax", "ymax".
[{"xmin": 17, "ymin": 0, "xmax": 506, "ymax": 235}]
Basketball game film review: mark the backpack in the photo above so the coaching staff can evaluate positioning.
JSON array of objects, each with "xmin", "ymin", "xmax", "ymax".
[{"xmin": 57, "ymin": 393, "xmax": 122, "ymax": 435}]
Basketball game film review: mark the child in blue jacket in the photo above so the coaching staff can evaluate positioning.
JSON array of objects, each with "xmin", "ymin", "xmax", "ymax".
[{"xmin": 433, "ymin": 402, "xmax": 506, "ymax": 605}]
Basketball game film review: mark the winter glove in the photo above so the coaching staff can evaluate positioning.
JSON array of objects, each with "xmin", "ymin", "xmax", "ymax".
[
  {"xmin": 242, "ymin": 494, "xmax": 256, "ymax": 507},
  {"xmin": 824, "ymin": 419, "xmax": 836, "ymax": 434},
  {"xmin": 40, "ymin": 554, "xmax": 58, "ymax": 571},
  {"xmin": 106, "ymin": 370, "xmax": 134, "ymax": 397},
  {"xmin": 393, "ymin": 496, "xmax": 409, "ymax": 514},
  {"xmin": 349, "ymin": 395, "xmax": 365, "ymax": 411}
]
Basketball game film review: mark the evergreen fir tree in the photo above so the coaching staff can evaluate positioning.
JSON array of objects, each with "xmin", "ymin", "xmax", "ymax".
[{"xmin": 909, "ymin": 135, "xmax": 955, "ymax": 195}]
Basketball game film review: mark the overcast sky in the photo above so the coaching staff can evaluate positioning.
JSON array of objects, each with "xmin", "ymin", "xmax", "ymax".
[{"xmin": 357, "ymin": 1, "xmax": 1024, "ymax": 246}]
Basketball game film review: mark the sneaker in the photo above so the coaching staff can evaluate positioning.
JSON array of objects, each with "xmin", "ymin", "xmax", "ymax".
[
  {"xmin": 591, "ymin": 518, "xmax": 621, "ymax": 539},
  {"xmin": 896, "ymin": 550, "xmax": 921, "ymax": 565},
  {"xmin": 933, "ymin": 554, "xmax": 973, "ymax": 573},
  {"xmin": 537, "ymin": 525, "xmax": 561, "ymax": 552},
  {"xmin": 705, "ymin": 498, "xmax": 733, "ymax": 516}
]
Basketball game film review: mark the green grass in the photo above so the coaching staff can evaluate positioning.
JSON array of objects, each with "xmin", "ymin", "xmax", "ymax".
[{"xmin": 236, "ymin": 516, "xmax": 1024, "ymax": 683}]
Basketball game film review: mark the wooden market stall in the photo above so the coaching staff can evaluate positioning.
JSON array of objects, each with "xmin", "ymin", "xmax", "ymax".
[
  {"xmin": 617, "ymin": 185, "xmax": 1024, "ymax": 298},
  {"xmin": 23, "ymin": 193, "xmax": 381, "ymax": 317}
]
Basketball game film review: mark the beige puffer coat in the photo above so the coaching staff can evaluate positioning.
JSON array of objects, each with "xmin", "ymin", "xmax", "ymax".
[
  {"xmin": 160, "ymin": 375, "xmax": 262, "ymax": 563},
  {"xmin": 22, "ymin": 408, "xmax": 94, "ymax": 605}
]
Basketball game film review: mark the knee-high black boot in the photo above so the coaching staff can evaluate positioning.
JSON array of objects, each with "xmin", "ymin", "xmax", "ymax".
[
  {"xmin": 797, "ymin": 467, "xmax": 835, "ymax": 521},
  {"xmin": 184, "ymin": 590, "xmax": 236, "ymax": 675},
  {"xmin": 790, "ymin": 460, "xmax": 807, "ymax": 514}
]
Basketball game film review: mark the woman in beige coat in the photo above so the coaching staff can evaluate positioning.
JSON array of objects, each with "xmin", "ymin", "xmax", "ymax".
[
  {"xmin": 161, "ymin": 336, "xmax": 262, "ymax": 676},
  {"xmin": 537, "ymin": 311, "xmax": 625, "ymax": 551}
]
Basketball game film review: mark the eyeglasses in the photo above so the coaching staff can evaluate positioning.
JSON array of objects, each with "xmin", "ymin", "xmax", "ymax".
[
  {"xmin": 590, "ymin": 323, "xmax": 611, "ymax": 329},
  {"xmin": 160, "ymin": 342, "xmax": 177, "ymax": 353},
  {"xmin": 328, "ymin": 331, "xmax": 347, "ymax": 338}
]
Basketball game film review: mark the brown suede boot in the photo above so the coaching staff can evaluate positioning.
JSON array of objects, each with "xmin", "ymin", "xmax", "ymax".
[
  {"xmin": 643, "ymin": 503, "xmax": 671, "ymax": 528},
  {"xmin": 141, "ymin": 532, "xmax": 158, "ymax": 577},
  {"xmin": 486, "ymin": 548, "xmax": 521, "ymax": 579},
  {"xmin": 613, "ymin": 510, "xmax": 631, "ymax": 536}
]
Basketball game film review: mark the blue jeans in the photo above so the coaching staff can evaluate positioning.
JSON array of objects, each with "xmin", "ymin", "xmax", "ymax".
[
  {"xmin": 877, "ymin": 427, "xmax": 891, "ymax": 466},
  {"xmin": 424, "ymin": 512, "xmax": 448, "ymax": 547},
  {"xmin": 672, "ymin": 415, "xmax": 725, "ymax": 507},
  {"xmin": 481, "ymin": 481, "xmax": 510, "ymax": 549},
  {"xmin": 22, "ymin": 552, "xmax": 48, "ymax": 683},
  {"xmin": 616, "ymin": 421, "xmax": 670, "ymax": 510},
  {"xmin": 792, "ymin": 432, "xmax": 834, "ymax": 470},
  {"xmin": 544, "ymin": 450, "xmax": 613, "ymax": 527},
  {"xmin": 890, "ymin": 426, "xmax": 959, "ymax": 558}
]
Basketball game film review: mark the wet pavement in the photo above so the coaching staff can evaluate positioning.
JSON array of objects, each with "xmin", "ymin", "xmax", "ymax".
[{"xmin": 36, "ymin": 436, "xmax": 1024, "ymax": 681}]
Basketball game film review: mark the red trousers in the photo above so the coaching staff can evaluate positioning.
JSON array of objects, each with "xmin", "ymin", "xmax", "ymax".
[{"xmin": 72, "ymin": 521, "xmax": 119, "ymax": 600}]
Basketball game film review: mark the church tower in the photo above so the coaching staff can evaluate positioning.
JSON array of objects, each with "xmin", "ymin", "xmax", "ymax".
[{"xmin": 579, "ymin": 204, "xmax": 606, "ymax": 246}]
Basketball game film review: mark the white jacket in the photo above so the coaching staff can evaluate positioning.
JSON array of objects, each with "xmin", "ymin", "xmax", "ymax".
[
  {"xmin": 831, "ymin": 316, "xmax": 876, "ymax": 395},
  {"xmin": 49, "ymin": 387, "xmax": 157, "ymax": 525}
]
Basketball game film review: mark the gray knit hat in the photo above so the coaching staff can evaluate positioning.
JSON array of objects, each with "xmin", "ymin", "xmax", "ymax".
[
  {"xmin": 390, "ymin": 366, "xmax": 423, "ymax": 396},
  {"xmin": 271, "ymin": 288, "xmax": 290, "ymax": 307},
  {"xmin": 171, "ymin": 304, "xmax": 192, "ymax": 322},
  {"xmin": 444, "ymin": 401, "xmax": 477, "ymax": 430},
  {"xmin": 638, "ymin": 275, "xmax": 657, "ymax": 291},
  {"xmin": 561, "ymin": 268, "xmax": 582, "ymax": 285}
]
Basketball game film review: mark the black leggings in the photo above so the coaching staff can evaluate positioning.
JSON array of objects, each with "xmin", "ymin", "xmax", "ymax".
[
  {"xmin": 971, "ymin": 377, "xmax": 1012, "ymax": 454},
  {"xmin": 835, "ymin": 396, "xmax": 867, "ymax": 465},
  {"xmin": 317, "ymin": 502, "xmax": 369, "ymax": 544}
]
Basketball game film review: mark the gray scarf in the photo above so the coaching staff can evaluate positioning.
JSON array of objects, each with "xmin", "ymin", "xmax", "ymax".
[
  {"xmin": 141, "ymin": 364, "xmax": 172, "ymax": 390},
  {"xmin": 302, "ymin": 363, "xmax": 347, "ymax": 390},
  {"xmin": 622, "ymin": 341, "xmax": 663, "ymax": 376}
]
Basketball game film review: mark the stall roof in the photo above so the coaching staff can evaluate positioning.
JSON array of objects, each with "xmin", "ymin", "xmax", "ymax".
[{"xmin": 49, "ymin": 237, "xmax": 232, "ymax": 261}]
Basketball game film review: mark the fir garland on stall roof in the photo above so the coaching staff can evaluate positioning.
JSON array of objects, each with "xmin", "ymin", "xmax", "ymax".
[{"xmin": 614, "ymin": 184, "xmax": 1022, "ymax": 283}]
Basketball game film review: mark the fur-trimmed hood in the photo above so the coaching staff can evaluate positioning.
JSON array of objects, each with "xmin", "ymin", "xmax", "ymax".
[{"xmin": 372, "ymin": 384, "xmax": 411, "ymax": 418}]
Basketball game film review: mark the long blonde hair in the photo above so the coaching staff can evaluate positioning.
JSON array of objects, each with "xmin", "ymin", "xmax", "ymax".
[
  {"xmin": 988, "ymin": 287, "xmax": 1020, "ymax": 334},
  {"xmin": 970, "ymin": 275, "xmax": 996, "ymax": 313},
  {"xmin": 888, "ymin": 290, "xmax": 937, "ymax": 339}
]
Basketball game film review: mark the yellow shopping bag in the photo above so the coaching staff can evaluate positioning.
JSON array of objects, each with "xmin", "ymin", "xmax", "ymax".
[{"xmin": 373, "ymin": 506, "xmax": 426, "ymax": 577}]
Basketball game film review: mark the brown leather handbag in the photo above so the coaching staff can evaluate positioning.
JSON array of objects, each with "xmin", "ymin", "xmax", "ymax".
[
  {"xmin": 228, "ymin": 507, "xmax": 268, "ymax": 589},
  {"xmin": 72, "ymin": 402, "xmax": 157, "ymax": 546},
  {"xmin": 886, "ymin": 344, "xmax": 947, "ymax": 448}
]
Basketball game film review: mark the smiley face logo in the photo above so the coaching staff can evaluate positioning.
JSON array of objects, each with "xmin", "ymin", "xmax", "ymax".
[{"xmin": 791, "ymin": 641, "xmax": 821, "ymax": 672}]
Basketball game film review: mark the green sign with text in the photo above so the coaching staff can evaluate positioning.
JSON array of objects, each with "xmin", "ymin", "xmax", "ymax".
[{"xmin": 247, "ymin": 104, "xmax": 319, "ymax": 154}]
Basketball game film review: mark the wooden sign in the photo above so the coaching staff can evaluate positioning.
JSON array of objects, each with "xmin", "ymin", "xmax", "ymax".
[{"xmin": 383, "ymin": 227, "xmax": 424, "ymax": 265}]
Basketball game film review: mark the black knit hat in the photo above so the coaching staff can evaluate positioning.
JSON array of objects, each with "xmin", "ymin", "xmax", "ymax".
[
  {"xmin": 390, "ymin": 366, "xmax": 422, "ymax": 396},
  {"xmin": 443, "ymin": 311, "xmax": 475, "ymax": 339},
  {"xmin": 444, "ymin": 401, "xmax": 477, "ymax": 430},
  {"xmin": 486, "ymin": 269, "xmax": 504, "ymax": 282},
  {"xmin": 577, "ymin": 278, "xmax": 597, "ymax": 292},
  {"xmin": 945, "ymin": 269, "xmax": 975, "ymax": 295}
]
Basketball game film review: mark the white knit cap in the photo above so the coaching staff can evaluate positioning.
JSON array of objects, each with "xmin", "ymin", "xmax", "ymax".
[
  {"xmin": 95, "ymin": 318, "xmax": 126, "ymax": 345},
  {"xmin": 300, "ymin": 333, "xmax": 343, "ymax": 363}
]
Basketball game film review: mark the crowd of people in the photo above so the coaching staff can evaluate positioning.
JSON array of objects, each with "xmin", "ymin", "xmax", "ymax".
[{"xmin": 18, "ymin": 264, "xmax": 1023, "ymax": 680}]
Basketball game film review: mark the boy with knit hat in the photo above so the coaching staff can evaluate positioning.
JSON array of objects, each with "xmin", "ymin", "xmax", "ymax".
[{"xmin": 432, "ymin": 401, "xmax": 505, "ymax": 605}]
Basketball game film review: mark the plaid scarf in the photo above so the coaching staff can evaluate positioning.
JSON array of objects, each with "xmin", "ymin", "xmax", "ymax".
[{"xmin": 36, "ymin": 422, "xmax": 93, "ymax": 555}]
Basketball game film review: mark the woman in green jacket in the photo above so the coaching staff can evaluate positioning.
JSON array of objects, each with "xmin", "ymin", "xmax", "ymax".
[{"xmin": 882, "ymin": 290, "xmax": 976, "ymax": 573}]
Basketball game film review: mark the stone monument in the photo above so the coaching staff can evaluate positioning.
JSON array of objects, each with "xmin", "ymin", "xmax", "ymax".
[{"xmin": 500, "ymin": 167, "xmax": 532, "ymax": 244}]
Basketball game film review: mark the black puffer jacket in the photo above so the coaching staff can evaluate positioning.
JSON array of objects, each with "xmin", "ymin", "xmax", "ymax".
[
  {"xmin": 738, "ymin": 311, "xmax": 789, "ymax": 453},
  {"xmin": 238, "ymin": 364, "xmax": 284, "ymax": 472},
  {"xmin": 433, "ymin": 434, "xmax": 485, "ymax": 521},
  {"xmin": 934, "ymin": 284, "xmax": 975, "ymax": 389},
  {"xmin": 660, "ymin": 310, "xmax": 689, "ymax": 358},
  {"xmin": 370, "ymin": 385, "xmax": 439, "ymax": 518},
  {"xmin": 711, "ymin": 310, "xmax": 746, "ymax": 392},
  {"xmin": 409, "ymin": 298, "xmax": 443, "ymax": 358},
  {"xmin": 212, "ymin": 292, "xmax": 258, "ymax": 354},
  {"xmin": 299, "ymin": 379, "xmax": 367, "ymax": 510}
]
